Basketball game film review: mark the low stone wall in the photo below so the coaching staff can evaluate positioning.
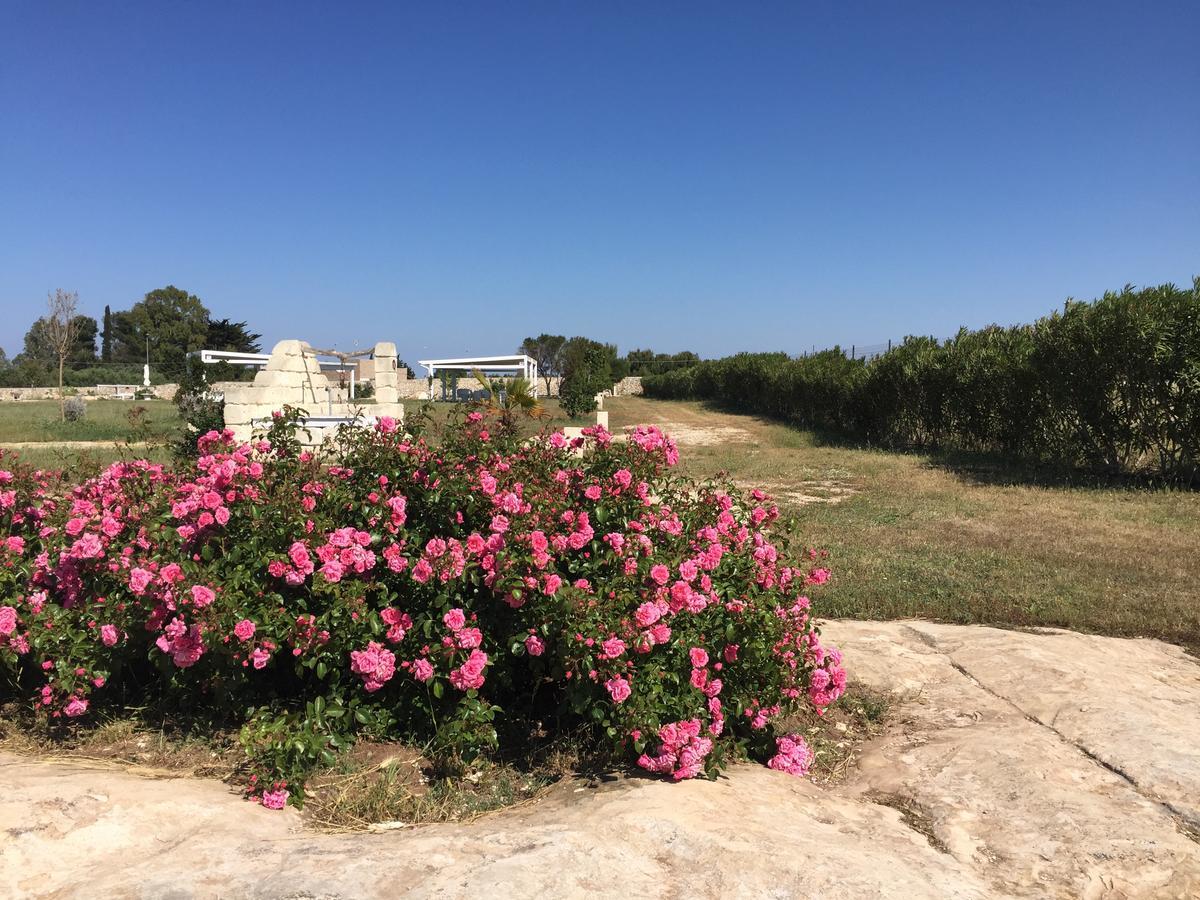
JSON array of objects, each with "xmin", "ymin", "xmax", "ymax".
[
  {"xmin": 0, "ymin": 384, "xmax": 178, "ymax": 402},
  {"xmin": 397, "ymin": 379, "xmax": 433, "ymax": 400},
  {"xmin": 610, "ymin": 376, "xmax": 643, "ymax": 396},
  {"xmin": 412, "ymin": 376, "xmax": 565, "ymax": 401}
]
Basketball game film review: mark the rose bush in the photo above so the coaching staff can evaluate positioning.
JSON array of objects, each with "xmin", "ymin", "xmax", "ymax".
[{"xmin": 0, "ymin": 407, "xmax": 844, "ymax": 807}]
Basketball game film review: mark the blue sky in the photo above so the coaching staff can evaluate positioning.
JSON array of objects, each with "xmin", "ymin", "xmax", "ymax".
[{"xmin": 2, "ymin": 2, "xmax": 1197, "ymax": 369}]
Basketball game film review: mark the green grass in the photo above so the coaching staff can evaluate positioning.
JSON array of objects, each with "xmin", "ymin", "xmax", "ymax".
[
  {"xmin": 1, "ymin": 444, "xmax": 174, "ymax": 472},
  {"xmin": 607, "ymin": 397, "xmax": 1200, "ymax": 655},
  {"xmin": 0, "ymin": 399, "xmax": 181, "ymax": 444}
]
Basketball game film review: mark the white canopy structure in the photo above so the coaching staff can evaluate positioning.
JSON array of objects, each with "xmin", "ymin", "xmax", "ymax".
[{"xmin": 417, "ymin": 354, "xmax": 539, "ymax": 397}]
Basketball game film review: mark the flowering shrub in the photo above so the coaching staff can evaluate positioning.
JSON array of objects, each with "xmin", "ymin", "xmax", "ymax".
[{"xmin": 0, "ymin": 408, "xmax": 844, "ymax": 806}]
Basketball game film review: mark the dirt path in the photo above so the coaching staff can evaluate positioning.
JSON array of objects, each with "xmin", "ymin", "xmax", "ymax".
[
  {"xmin": 3, "ymin": 620, "xmax": 1197, "ymax": 899},
  {"xmin": 0, "ymin": 441, "xmax": 151, "ymax": 449}
]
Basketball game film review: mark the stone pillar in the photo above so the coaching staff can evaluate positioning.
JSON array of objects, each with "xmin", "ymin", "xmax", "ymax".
[{"xmin": 373, "ymin": 342, "xmax": 400, "ymax": 404}]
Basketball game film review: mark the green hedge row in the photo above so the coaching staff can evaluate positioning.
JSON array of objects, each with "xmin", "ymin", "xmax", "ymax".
[{"xmin": 644, "ymin": 280, "xmax": 1200, "ymax": 482}]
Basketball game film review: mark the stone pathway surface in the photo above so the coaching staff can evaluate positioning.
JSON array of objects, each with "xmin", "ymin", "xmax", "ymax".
[{"xmin": 2, "ymin": 620, "xmax": 1197, "ymax": 899}]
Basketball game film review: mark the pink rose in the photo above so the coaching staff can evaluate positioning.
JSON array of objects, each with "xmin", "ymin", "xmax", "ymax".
[
  {"xmin": 410, "ymin": 658, "xmax": 434, "ymax": 682},
  {"xmin": 159, "ymin": 563, "xmax": 184, "ymax": 585},
  {"xmin": 601, "ymin": 637, "xmax": 625, "ymax": 658},
  {"xmin": 190, "ymin": 585, "xmax": 216, "ymax": 608},
  {"xmin": 605, "ymin": 676, "xmax": 632, "ymax": 703},
  {"xmin": 64, "ymin": 697, "xmax": 89, "ymax": 718},
  {"xmin": 635, "ymin": 602, "xmax": 662, "ymax": 628},
  {"xmin": 100, "ymin": 624, "xmax": 119, "ymax": 647},
  {"xmin": 260, "ymin": 788, "xmax": 289, "ymax": 809},
  {"xmin": 234, "ymin": 619, "xmax": 256, "ymax": 642},
  {"xmin": 411, "ymin": 558, "xmax": 433, "ymax": 583},
  {"xmin": 128, "ymin": 567, "xmax": 154, "ymax": 594}
]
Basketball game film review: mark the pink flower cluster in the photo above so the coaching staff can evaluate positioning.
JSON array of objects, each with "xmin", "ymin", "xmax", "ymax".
[
  {"xmin": 350, "ymin": 641, "xmax": 396, "ymax": 692},
  {"xmin": 314, "ymin": 527, "xmax": 376, "ymax": 583},
  {"xmin": 637, "ymin": 719, "xmax": 714, "ymax": 780},
  {"xmin": 155, "ymin": 618, "xmax": 206, "ymax": 668},
  {"xmin": 767, "ymin": 733, "xmax": 815, "ymax": 777}
]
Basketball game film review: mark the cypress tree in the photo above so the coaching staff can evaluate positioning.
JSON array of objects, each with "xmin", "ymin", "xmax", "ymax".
[{"xmin": 101, "ymin": 305, "xmax": 112, "ymax": 362}]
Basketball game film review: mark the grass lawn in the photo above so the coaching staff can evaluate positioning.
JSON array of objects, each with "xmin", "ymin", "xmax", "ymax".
[
  {"xmin": 0, "ymin": 399, "xmax": 181, "ymax": 444},
  {"xmin": 601, "ymin": 397, "xmax": 1200, "ymax": 655}
]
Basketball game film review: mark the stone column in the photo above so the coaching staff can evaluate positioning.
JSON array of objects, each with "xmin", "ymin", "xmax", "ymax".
[{"xmin": 372, "ymin": 342, "xmax": 400, "ymax": 404}]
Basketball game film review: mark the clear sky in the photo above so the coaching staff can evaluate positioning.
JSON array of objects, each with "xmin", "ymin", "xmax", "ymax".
[{"xmin": 2, "ymin": 2, "xmax": 1197, "ymax": 369}]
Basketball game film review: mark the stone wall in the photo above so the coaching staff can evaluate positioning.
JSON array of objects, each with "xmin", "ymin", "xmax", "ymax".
[
  {"xmin": 610, "ymin": 376, "xmax": 643, "ymax": 396},
  {"xmin": 412, "ymin": 376, "xmax": 565, "ymax": 401},
  {"xmin": 0, "ymin": 384, "xmax": 178, "ymax": 402},
  {"xmin": 221, "ymin": 340, "xmax": 404, "ymax": 445}
]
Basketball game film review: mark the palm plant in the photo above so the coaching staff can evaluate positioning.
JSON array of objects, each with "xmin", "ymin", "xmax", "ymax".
[{"xmin": 471, "ymin": 369, "xmax": 548, "ymax": 427}]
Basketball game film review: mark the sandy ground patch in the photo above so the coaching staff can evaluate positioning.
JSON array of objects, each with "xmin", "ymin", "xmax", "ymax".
[
  {"xmin": 737, "ymin": 478, "xmax": 860, "ymax": 505},
  {"xmin": 630, "ymin": 421, "xmax": 753, "ymax": 446}
]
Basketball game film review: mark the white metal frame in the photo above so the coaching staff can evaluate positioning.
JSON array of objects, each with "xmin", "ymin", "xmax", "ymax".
[
  {"xmin": 191, "ymin": 349, "xmax": 361, "ymax": 398},
  {"xmin": 417, "ymin": 354, "xmax": 539, "ymax": 398}
]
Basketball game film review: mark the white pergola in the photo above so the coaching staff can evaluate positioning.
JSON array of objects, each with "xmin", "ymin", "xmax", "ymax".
[
  {"xmin": 417, "ymin": 354, "xmax": 539, "ymax": 398},
  {"xmin": 190, "ymin": 349, "xmax": 362, "ymax": 398}
]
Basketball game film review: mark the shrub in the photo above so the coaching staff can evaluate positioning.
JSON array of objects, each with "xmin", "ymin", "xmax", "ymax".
[
  {"xmin": 0, "ymin": 410, "xmax": 844, "ymax": 808},
  {"xmin": 62, "ymin": 396, "xmax": 87, "ymax": 422},
  {"xmin": 643, "ymin": 279, "xmax": 1200, "ymax": 482},
  {"xmin": 560, "ymin": 337, "xmax": 625, "ymax": 418},
  {"xmin": 172, "ymin": 357, "xmax": 225, "ymax": 458}
]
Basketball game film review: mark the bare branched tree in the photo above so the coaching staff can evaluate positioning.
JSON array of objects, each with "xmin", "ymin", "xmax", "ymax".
[{"xmin": 45, "ymin": 289, "xmax": 82, "ymax": 421}]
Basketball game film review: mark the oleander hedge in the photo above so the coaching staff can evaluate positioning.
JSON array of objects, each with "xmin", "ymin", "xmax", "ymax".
[{"xmin": 644, "ymin": 280, "xmax": 1200, "ymax": 482}]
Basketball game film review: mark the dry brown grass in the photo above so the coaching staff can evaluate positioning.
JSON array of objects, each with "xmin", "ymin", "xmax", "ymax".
[
  {"xmin": 609, "ymin": 397, "xmax": 1200, "ymax": 654},
  {"xmin": 0, "ymin": 705, "xmax": 242, "ymax": 779}
]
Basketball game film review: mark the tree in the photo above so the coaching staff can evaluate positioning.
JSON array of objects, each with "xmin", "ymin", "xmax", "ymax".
[
  {"xmin": 519, "ymin": 334, "xmax": 566, "ymax": 397},
  {"xmin": 110, "ymin": 286, "xmax": 211, "ymax": 375},
  {"xmin": 44, "ymin": 289, "xmax": 84, "ymax": 421},
  {"xmin": 101, "ymin": 305, "xmax": 113, "ymax": 362},
  {"xmin": 560, "ymin": 336, "xmax": 624, "ymax": 417},
  {"xmin": 22, "ymin": 314, "xmax": 97, "ymax": 367},
  {"xmin": 205, "ymin": 317, "xmax": 262, "ymax": 353},
  {"xmin": 625, "ymin": 348, "xmax": 700, "ymax": 376}
]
